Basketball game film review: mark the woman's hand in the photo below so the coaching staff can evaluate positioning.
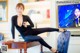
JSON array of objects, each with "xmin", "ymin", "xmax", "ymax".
[
  {"xmin": 23, "ymin": 22, "xmax": 28, "ymax": 27},
  {"xmin": 6, "ymin": 39, "xmax": 14, "ymax": 42}
]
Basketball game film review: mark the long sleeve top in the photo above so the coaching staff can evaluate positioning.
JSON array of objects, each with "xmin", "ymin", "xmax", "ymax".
[{"xmin": 11, "ymin": 15, "xmax": 34, "ymax": 39}]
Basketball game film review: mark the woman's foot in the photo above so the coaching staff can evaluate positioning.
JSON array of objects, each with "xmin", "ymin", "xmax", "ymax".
[
  {"xmin": 50, "ymin": 48, "xmax": 58, "ymax": 53},
  {"xmin": 59, "ymin": 28, "xmax": 66, "ymax": 32}
]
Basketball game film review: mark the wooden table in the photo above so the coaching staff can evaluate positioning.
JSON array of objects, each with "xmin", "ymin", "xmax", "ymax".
[
  {"xmin": 4, "ymin": 41, "xmax": 28, "ymax": 53},
  {"xmin": 3, "ymin": 41, "xmax": 42, "ymax": 53}
]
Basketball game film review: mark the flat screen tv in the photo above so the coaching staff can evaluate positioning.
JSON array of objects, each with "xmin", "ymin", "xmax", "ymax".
[{"xmin": 58, "ymin": 4, "xmax": 80, "ymax": 28}]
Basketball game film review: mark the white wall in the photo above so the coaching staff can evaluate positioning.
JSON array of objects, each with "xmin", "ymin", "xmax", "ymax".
[{"xmin": 42, "ymin": 0, "xmax": 58, "ymax": 51}]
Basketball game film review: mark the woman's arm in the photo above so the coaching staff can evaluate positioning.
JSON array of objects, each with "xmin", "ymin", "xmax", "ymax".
[
  {"xmin": 26, "ymin": 16, "xmax": 34, "ymax": 28},
  {"xmin": 11, "ymin": 16, "xmax": 15, "ymax": 39}
]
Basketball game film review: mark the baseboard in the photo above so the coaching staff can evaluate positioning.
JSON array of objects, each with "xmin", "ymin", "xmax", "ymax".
[{"xmin": 43, "ymin": 51, "xmax": 52, "ymax": 53}]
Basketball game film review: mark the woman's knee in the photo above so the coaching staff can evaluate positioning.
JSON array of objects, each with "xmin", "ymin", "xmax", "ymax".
[{"xmin": 37, "ymin": 36, "xmax": 44, "ymax": 41}]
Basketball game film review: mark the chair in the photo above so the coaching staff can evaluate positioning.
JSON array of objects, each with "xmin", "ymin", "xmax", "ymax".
[
  {"xmin": 0, "ymin": 33, "xmax": 4, "ymax": 53},
  {"xmin": 0, "ymin": 33, "xmax": 4, "ymax": 41},
  {"xmin": 57, "ymin": 31, "xmax": 71, "ymax": 53}
]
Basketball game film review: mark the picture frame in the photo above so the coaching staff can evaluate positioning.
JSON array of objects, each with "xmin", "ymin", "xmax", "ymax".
[
  {"xmin": 0, "ymin": 0, "xmax": 8, "ymax": 22},
  {"xmin": 20, "ymin": 0, "xmax": 41, "ymax": 3},
  {"xmin": 19, "ymin": 0, "xmax": 28, "ymax": 3}
]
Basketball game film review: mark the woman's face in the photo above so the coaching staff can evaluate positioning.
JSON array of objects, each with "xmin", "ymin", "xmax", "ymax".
[
  {"xmin": 16, "ymin": 6, "xmax": 24, "ymax": 15},
  {"xmin": 74, "ymin": 9, "xmax": 80, "ymax": 17}
]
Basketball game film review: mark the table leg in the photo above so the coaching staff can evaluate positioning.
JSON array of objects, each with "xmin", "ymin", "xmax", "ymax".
[
  {"xmin": 41, "ymin": 45, "xmax": 43, "ymax": 53},
  {"xmin": 20, "ymin": 49, "xmax": 22, "ymax": 53},
  {"xmin": 24, "ymin": 49, "xmax": 27, "ymax": 53}
]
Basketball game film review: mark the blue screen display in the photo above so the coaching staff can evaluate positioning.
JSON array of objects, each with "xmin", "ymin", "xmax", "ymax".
[{"xmin": 58, "ymin": 4, "xmax": 80, "ymax": 28}]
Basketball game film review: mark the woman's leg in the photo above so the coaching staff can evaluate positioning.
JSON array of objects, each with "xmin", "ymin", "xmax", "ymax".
[
  {"xmin": 23, "ymin": 35, "xmax": 56, "ymax": 52},
  {"xmin": 24, "ymin": 28, "xmax": 64, "ymax": 35},
  {"xmin": 34, "ymin": 28, "xmax": 59, "ymax": 34},
  {"xmin": 32, "ymin": 28, "xmax": 65, "ymax": 35}
]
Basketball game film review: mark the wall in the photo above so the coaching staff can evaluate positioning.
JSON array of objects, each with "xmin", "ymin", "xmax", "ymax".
[{"xmin": 42, "ymin": 0, "xmax": 58, "ymax": 51}]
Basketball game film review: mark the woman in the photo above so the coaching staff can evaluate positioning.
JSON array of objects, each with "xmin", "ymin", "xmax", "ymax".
[
  {"xmin": 11, "ymin": 3, "xmax": 65, "ymax": 53},
  {"xmin": 74, "ymin": 8, "xmax": 80, "ymax": 27}
]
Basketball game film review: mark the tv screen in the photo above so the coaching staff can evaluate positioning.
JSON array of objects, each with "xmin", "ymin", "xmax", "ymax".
[{"xmin": 58, "ymin": 4, "xmax": 80, "ymax": 28}]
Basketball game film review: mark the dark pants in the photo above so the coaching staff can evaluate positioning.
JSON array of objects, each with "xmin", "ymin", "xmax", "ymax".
[
  {"xmin": 23, "ymin": 35, "xmax": 52, "ymax": 49},
  {"xmin": 22, "ymin": 28, "xmax": 59, "ymax": 50},
  {"xmin": 24, "ymin": 28, "xmax": 59, "ymax": 35}
]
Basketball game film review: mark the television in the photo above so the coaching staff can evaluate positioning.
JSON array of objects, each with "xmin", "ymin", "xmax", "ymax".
[{"xmin": 58, "ymin": 4, "xmax": 80, "ymax": 28}]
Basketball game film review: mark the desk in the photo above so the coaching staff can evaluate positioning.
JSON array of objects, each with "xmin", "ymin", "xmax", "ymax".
[
  {"xmin": 4, "ymin": 41, "xmax": 42, "ymax": 53},
  {"xmin": 4, "ymin": 42, "xmax": 28, "ymax": 53}
]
